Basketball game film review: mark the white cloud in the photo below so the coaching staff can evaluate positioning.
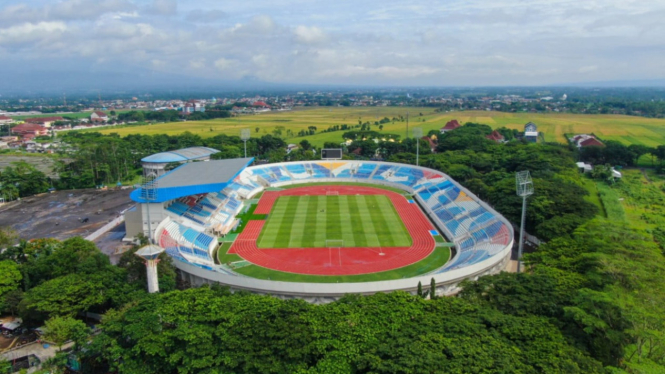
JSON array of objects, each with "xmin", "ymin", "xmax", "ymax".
[
  {"xmin": 293, "ymin": 25, "xmax": 327, "ymax": 44},
  {"xmin": 0, "ymin": 22, "xmax": 68, "ymax": 45}
]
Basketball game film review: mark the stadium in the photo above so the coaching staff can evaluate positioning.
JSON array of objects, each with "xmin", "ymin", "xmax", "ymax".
[{"xmin": 125, "ymin": 148, "xmax": 513, "ymax": 302}]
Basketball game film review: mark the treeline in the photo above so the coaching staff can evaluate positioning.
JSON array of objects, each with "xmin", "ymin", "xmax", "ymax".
[
  {"xmin": 578, "ymin": 140, "xmax": 665, "ymax": 169},
  {"xmin": 0, "ymin": 161, "xmax": 51, "ymax": 199},
  {"xmin": 55, "ymin": 132, "xmax": 296, "ymax": 188},
  {"xmin": 116, "ymin": 107, "xmax": 231, "ymax": 123}
]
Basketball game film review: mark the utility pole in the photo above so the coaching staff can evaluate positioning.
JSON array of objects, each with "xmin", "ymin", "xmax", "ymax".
[
  {"xmin": 406, "ymin": 111, "xmax": 409, "ymax": 139},
  {"xmin": 516, "ymin": 171, "xmax": 534, "ymax": 273}
]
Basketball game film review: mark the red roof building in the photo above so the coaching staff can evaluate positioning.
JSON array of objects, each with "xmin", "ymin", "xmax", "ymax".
[
  {"xmin": 579, "ymin": 138, "xmax": 604, "ymax": 147},
  {"xmin": 486, "ymin": 130, "xmax": 505, "ymax": 143},
  {"xmin": 440, "ymin": 119, "xmax": 461, "ymax": 133},
  {"xmin": 0, "ymin": 115, "xmax": 13, "ymax": 124},
  {"xmin": 570, "ymin": 134, "xmax": 604, "ymax": 148},
  {"xmin": 10, "ymin": 123, "xmax": 49, "ymax": 137},
  {"xmin": 24, "ymin": 117, "xmax": 64, "ymax": 127}
]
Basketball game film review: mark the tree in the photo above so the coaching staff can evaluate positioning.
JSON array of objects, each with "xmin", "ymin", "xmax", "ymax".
[
  {"xmin": 0, "ymin": 260, "xmax": 22, "ymax": 297},
  {"xmin": 21, "ymin": 273, "xmax": 107, "ymax": 318},
  {"xmin": 299, "ymin": 139, "xmax": 312, "ymax": 151},
  {"xmin": 0, "ymin": 227, "xmax": 17, "ymax": 248},
  {"xmin": 429, "ymin": 277, "xmax": 436, "ymax": 299},
  {"xmin": 44, "ymin": 316, "xmax": 90, "ymax": 351}
]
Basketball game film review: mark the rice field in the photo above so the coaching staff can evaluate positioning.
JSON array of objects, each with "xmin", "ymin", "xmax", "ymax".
[{"xmin": 87, "ymin": 107, "xmax": 665, "ymax": 147}]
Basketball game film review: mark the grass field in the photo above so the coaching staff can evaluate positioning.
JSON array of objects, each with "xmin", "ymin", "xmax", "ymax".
[
  {"xmin": 257, "ymin": 195, "xmax": 411, "ymax": 248},
  {"xmin": 86, "ymin": 107, "xmax": 665, "ymax": 147}
]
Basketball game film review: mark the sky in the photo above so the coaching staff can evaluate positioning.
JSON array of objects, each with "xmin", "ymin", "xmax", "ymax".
[{"xmin": 0, "ymin": 0, "xmax": 664, "ymax": 89}]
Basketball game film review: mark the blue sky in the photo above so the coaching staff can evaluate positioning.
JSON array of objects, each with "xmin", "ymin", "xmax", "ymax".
[{"xmin": 0, "ymin": 0, "xmax": 663, "ymax": 87}]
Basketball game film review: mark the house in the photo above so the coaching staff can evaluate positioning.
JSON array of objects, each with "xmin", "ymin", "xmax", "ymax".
[
  {"xmin": 91, "ymin": 111, "xmax": 109, "ymax": 122},
  {"xmin": 524, "ymin": 122, "xmax": 538, "ymax": 142},
  {"xmin": 421, "ymin": 136, "xmax": 437, "ymax": 152},
  {"xmin": 440, "ymin": 119, "xmax": 461, "ymax": 134},
  {"xmin": 486, "ymin": 130, "xmax": 505, "ymax": 143},
  {"xmin": 24, "ymin": 116, "xmax": 64, "ymax": 128},
  {"xmin": 570, "ymin": 134, "xmax": 604, "ymax": 148},
  {"xmin": 0, "ymin": 115, "xmax": 13, "ymax": 125},
  {"xmin": 10, "ymin": 123, "xmax": 49, "ymax": 137},
  {"xmin": 579, "ymin": 138, "xmax": 605, "ymax": 147},
  {"xmin": 286, "ymin": 144, "xmax": 299, "ymax": 154}
]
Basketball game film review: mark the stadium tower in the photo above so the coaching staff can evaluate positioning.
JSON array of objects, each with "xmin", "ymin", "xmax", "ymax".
[{"xmin": 135, "ymin": 244, "xmax": 165, "ymax": 293}]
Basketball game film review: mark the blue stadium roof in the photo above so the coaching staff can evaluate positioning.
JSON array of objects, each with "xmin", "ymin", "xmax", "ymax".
[
  {"xmin": 141, "ymin": 147, "xmax": 220, "ymax": 163},
  {"xmin": 131, "ymin": 157, "xmax": 253, "ymax": 203}
]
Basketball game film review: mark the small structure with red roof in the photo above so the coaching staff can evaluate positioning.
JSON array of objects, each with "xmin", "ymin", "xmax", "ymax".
[
  {"xmin": 440, "ymin": 119, "xmax": 461, "ymax": 134},
  {"xmin": 570, "ymin": 134, "xmax": 604, "ymax": 148},
  {"xmin": 486, "ymin": 130, "xmax": 505, "ymax": 143},
  {"xmin": 91, "ymin": 111, "xmax": 109, "ymax": 122},
  {"xmin": 0, "ymin": 115, "xmax": 13, "ymax": 125}
]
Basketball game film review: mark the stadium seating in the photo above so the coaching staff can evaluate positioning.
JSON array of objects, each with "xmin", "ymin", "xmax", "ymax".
[{"xmin": 154, "ymin": 160, "xmax": 513, "ymax": 274}]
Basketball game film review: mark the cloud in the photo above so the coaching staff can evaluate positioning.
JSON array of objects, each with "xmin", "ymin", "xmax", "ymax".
[
  {"xmin": 0, "ymin": 22, "xmax": 68, "ymax": 45},
  {"xmin": 0, "ymin": 0, "xmax": 663, "ymax": 87},
  {"xmin": 142, "ymin": 0, "xmax": 177, "ymax": 16},
  {"xmin": 186, "ymin": 9, "xmax": 227, "ymax": 23},
  {"xmin": 293, "ymin": 25, "xmax": 327, "ymax": 44}
]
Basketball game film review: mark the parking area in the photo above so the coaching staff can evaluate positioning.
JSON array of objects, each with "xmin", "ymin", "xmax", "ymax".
[{"xmin": 0, "ymin": 189, "xmax": 134, "ymax": 242}]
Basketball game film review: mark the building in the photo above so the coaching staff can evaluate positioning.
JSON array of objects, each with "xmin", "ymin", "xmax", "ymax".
[
  {"xmin": 0, "ymin": 115, "xmax": 13, "ymax": 125},
  {"xmin": 10, "ymin": 123, "xmax": 49, "ymax": 137},
  {"xmin": 141, "ymin": 146, "xmax": 221, "ymax": 178},
  {"xmin": 421, "ymin": 136, "xmax": 437, "ymax": 152},
  {"xmin": 91, "ymin": 111, "xmax": 109, "ymax": 122},
  {"xmin": 24, "ymin": 116, "xmax": 64, "ymax": 128},
  {"xmin": 183, "ymin": 100, "xmax": 205, "ymax": 114},
  {"xmin": 440, "ymin": 120, "xmax": 461, "ymax": 134},
  {"xmin": 485, "ymin": 130, "xmax": 505, "ymax": 143},
  {"xmin": 524, "ymin": 122, "xmax": 538, "ymax": 142},
  {"xmin": 570, "ymin": 134, "xmax": 604, "ymax": 148}
]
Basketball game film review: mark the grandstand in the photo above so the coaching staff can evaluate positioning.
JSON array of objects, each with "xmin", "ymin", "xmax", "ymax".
[{"xmin": 125, "ymin": 158, "xmax": 513, "ymax": 300}]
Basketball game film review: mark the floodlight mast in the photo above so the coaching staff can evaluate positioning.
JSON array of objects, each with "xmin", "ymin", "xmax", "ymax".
[
  {"xmin": 413, "ymin": 128, "xmax": 423, "ymax": 166},
  {"xmin": 240, "ymin": 128, "xmax": 251, "ymax": 158},
  {"xmin": 516, "ymin": 171, "xmax": 534, "ymax": 273}
]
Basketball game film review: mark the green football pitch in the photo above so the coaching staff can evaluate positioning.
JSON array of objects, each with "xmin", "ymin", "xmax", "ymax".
[{"xmin": 256, "ymin": 195, "xmax": 412, "ymax": 248}]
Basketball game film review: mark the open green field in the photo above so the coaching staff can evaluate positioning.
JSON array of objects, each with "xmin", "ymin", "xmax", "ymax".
[
  {"xmin": 257, "ymin": 195, "xmax": 411, "ymax": 248},
  {"xmin": 86, "ymin": 107, "xmax": 665, "ymax": 147}
]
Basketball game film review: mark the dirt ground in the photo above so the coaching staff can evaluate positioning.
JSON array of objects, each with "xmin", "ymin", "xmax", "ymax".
[{"xmin": 0, "ymin": 189, "xmax": 134, "ymax": 242}]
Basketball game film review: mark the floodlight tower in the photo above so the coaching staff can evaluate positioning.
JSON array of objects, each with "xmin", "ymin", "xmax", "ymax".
[
  {"xmin": 516, "ymin": 171, "xmax": 534, "ymax": 273},
  {"xmin": 413, "ymin": 127, "xmax": 423, "ymax": 166},
  {"xmin": 240, "ymin": 128, "xmax": 250, "ymax": 158},
  {"xmin": 135, "ymin": 244, "xmax": 165, "ymax": 293}
]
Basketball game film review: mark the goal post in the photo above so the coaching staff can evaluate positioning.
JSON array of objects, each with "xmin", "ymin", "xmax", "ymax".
[{"xmin": 325, "ymin": 239, "xmax": 344, "ymax": 248}]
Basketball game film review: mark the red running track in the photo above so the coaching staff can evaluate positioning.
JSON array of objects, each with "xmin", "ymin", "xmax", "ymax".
[{"xmin": 228, "ymin": 186, "xmax": 435, "ymax": 275}]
